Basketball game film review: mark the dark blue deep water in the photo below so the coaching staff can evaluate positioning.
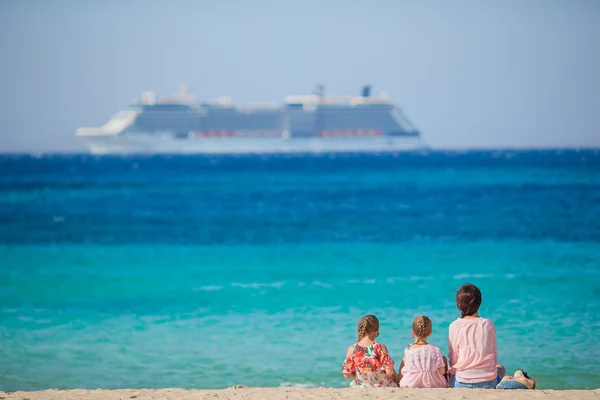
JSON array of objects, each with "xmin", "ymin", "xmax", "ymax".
[{"xmin": 1, "ymin": 151, "xmax": 599, "ymax": 390}]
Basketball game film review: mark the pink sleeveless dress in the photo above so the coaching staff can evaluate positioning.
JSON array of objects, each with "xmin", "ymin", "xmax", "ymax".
[{"xmin": 399, "ymin": 344, "xmax": 447, "ymax": 388}]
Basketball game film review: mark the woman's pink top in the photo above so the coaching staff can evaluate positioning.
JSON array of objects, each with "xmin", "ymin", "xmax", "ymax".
[
  {"xmin": 448, "ymin": 317, "xmax": 498, "ymax": 383},
  {"xmin": 399, "ymin": 344, "xmax": 447, "ymax": 388}
]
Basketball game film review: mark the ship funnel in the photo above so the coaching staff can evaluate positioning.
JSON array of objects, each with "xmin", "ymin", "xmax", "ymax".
[
  {"xmin": 180, "ymin": 83, "xmax": 189, "ymax": 97},
  {"xmin": 141, "ymin": 92, "xmax": 156, "ymax": 105},
  {"xmin": 361, "ymin": 85, "xmax": 372, "ymax": 98},
  {"xmin": 313, "ymin": 84, "xmax": 325, "ymax": 98}
]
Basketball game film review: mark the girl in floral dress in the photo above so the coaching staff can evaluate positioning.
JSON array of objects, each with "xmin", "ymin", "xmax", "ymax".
[{"xmin": 341, "ymin": 315, "xmax": 398, "ymax": 387}]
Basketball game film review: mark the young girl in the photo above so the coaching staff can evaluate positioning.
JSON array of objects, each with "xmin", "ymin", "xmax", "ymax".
[
  {"xmin": 398, "ymin": 315, "xmax": 448, "ymax": 388},
  {"xmin": 341, "ymin": 314, "xmax": 398, "ymax": 387},
  {"xmin": 448, "ymin": 283, "xmax": 505, "ymax": 388}
]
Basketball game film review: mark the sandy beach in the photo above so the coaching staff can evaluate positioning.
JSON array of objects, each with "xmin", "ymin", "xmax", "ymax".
[{"xmin": 2, "ymin": 388, "xmax": 599, "ymax": 400}]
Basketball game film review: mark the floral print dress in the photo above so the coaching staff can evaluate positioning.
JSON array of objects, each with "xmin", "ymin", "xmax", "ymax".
[{"xmin": 341, "ymin": 342, "xmax": 397, "ymax": 387}]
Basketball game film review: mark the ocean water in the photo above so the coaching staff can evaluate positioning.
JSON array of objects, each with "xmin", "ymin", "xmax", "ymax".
[{"xmin": 0, "ymin": 151, "xmax": 599, "ymax": 391}]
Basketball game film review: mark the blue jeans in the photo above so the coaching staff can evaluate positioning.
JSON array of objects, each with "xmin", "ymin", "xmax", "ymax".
[{"xmin": 450, "ymin": 374, "xmax": 501, "ymax": 389}]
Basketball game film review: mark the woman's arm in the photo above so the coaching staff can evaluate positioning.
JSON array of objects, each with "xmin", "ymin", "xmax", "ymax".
[
  {"xmin": 448, "ymin": 323, "xmax": 457, "ymax": 370},
  {"xmin": 491, "ymin": 321, "xmax": 498, "ymax": 364},
  {"xmin": 447, "ymin": 325, "xmax": 458, "ymax": 378}
]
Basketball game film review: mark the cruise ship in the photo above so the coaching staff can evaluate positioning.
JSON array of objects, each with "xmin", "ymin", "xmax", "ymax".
[{"xmin": 76, "ymin": 85, "xmax": 424, "ymax": 154}]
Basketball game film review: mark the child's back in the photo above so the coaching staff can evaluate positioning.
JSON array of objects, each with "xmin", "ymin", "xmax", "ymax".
[
  {"xmin": 398, "ymin": 316, "xmax": 448, "ymax": 388},
  {"xmin": 344, "ymin": 341, "xmax": 397, "ymax": 387},
  {"xmin": 400, "ymin": 344, "xmax": 447, "ymax": 388},
  {"xmin": 341, "ymin": 315, "xmax": 398, "ymax": 388}
]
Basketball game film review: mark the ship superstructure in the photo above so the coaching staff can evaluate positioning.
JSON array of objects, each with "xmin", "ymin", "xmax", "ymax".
[{"xmin": 76, "ymin": 85, "xmax": 424, "ymax": 154}]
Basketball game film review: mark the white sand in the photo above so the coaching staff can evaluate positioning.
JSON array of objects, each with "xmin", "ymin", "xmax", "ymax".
[{"xmin": 1, "ymin": 388, "xmax": 599, "ymax": 400}]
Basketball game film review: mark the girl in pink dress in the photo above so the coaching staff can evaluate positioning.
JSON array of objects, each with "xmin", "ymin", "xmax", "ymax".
[
  {"xmin": 341, "ymin": 315, "xmax": 398, "ymax": 387},
  {"xmin": 398, "ymin": 315, "xmax": 448, "ymax": 388}
]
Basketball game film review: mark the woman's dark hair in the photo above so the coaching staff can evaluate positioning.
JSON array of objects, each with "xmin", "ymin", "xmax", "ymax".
[{"xmin": 456, "ymin": 283, "xmax": 482, "ymax": 317}]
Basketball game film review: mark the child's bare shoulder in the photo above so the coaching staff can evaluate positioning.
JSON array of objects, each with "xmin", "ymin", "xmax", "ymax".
[
  {"xmin": 377, "ymin": 342, "xmax": 390, "ymax": 353},
  {"xmin": 345, "ymin": 344, "xmax": 355, "ymax": 357}
]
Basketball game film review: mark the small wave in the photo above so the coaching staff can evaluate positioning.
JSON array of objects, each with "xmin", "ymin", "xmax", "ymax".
[
  {"xmin": 346, "ymin": 279, "xmax": 376, "ymax": 284},
  {"xmin": 453, "ymin": 273, "xmax": 471, "ymax": 280},
  {"xmin": 139, "ymin": 315, "xmax": 172, "ymax": 323},
  {"xmin": 409, "ymin": 276, "xmax": 434, "ymax": 281},
  {"xmin": 231, "ymin": 282, "xmax": 285, "ymax": 289},
  {"xmin": 194, "ymin": 285, "xmax": 224, "ymax": 291},
  {"xmin": 385, "ymin": 275, "xmax": 435, "ymax": 283},
  {"xmin": 311, "ymin": 281, "xmax": 332, "ymax": 288},
  {"xmin": 453, "ymin": 273, "xmax": 495, "ymax": 280}
]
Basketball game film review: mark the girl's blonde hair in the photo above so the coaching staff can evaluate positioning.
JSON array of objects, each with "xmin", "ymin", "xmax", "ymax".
[
  {"xmin": 412, "ymin": 315, "xmax": 432, "ymax": 339},
  {"xmin": 357, "ymin": 315, "xmax": 379, "ymax": 341}
]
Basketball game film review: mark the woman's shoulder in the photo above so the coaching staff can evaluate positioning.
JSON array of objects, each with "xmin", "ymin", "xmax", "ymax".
[
  {"xmin": 451, "ymin": 317, "xmax": 495, "ymax": 327},
  {"xmin": 449, "ymin": 318, "xmax": 463, "ymax": 329},
  {"xmin": 478, "ymin": 317, "xmax": 496, "ymax": 329}
]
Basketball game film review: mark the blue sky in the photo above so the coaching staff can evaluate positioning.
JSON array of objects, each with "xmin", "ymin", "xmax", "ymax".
[{"xmin": 0, "ymin": 0, "xmax": 599, "ymax": 152}]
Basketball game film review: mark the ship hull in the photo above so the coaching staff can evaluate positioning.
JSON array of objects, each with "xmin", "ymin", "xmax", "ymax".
[{"xmin": 82, "ymin": 134, "xmax": 424, "ymax": 155}]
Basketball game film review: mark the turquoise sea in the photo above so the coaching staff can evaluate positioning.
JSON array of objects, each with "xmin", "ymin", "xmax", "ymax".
[{"xmin": 1, "ymin": 151, "xmax": 599, "ymax": 391}]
